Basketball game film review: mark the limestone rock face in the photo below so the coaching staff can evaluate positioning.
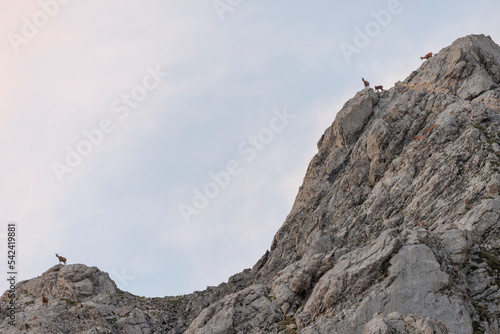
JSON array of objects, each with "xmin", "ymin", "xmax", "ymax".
[
  {"xmin": 3, "ymin": 34, "xmax": 500, "ymax": 333},
  {"xmin": 185, "ymin": 285, "xmax": 282, "ymax": 334},
  {"xmin": 363, "ymin": 312, "xmax": 450, "ymax": 334},
  {"xmin": 404, "ymin": 34, "xmax": 500, "ymax": 100},
  {"xmin": 13, "ymin": 264, "xmax": 117, "ymax": 302}
]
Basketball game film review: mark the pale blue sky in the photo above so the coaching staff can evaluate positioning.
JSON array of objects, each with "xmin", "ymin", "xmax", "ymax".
[{"xmin": 1, "ymin": 1, "xmax": 499, "ymax": 297}]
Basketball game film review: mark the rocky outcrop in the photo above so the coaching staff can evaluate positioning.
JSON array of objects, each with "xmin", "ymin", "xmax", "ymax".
[
  {"xmin": 185, "ymin": 285, "xmax": 282, "ymax": 334},
  {"xmin": 2, "ymin": 34, "xmax": 500, "ymax": 333},
  {"xmin": 363, "ymin": 312, "xmax": 449, "ymax": 334},
  {"xmin": 404, "ymin": 34, "xmax": 500, "ymax": 100},
  {"xmin": 0, "ymin": 264, "xmax": 163, "ymax": 334},
  {"xmin": 248, "ymin": 33, "xmax": 500, "ymax": 334}
]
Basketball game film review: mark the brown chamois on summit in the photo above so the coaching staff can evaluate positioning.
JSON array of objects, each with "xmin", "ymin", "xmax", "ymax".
[
  {"xmin": 56, "ymin": 253, "xmax": 67, "ymax": 265},
  {"xmin": 362, "ymin": 77, "xmax": 370, "ymax": 88},
  {"xmin": 420, "ymin": 52, "xmax": 433, "ymax": 60},
  {"xmin": 374, "ymin": 85, "xmax": 384, "ymax": 92}
]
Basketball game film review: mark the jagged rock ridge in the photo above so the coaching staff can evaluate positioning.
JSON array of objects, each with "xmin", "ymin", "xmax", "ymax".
[{"xmin": 2, "ymin": 34, "xmax": 500, "ymax": 333}]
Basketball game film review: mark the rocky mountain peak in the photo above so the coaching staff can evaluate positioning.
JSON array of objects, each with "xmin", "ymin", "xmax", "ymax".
[
  {"xmin": 405, "ymin": 34, "xmax": 500, "ymax": 100},
  {"xmin": 2, "ymin": 34, "xmax": 500, "ymax": 333},
  {"xmin": 243, "ymin": 33, "xmax": 500, "ymax": 333},
  {"xmin": 8, "ymin": 264, "xmax": 117, "ymax": 302}
]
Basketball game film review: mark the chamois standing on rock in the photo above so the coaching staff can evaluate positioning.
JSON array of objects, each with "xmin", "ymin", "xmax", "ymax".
[
  {"xmin": 362, "ymin": 78, "xmax": 370, "ymax": 88},
  {"xmin": 56, "ymin": 253, "xmax": 67, "ymax": 265},
  {"xmin": 42, "ymin": 294, "xmax": 48, "ymax": 306},
  {"xmin": 420, "ymin": 52, "xmax": 433, "ymax": 60},
  {"xmin": 374, "ymin": 85, "xmax": 384, "ymax": 92}
]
